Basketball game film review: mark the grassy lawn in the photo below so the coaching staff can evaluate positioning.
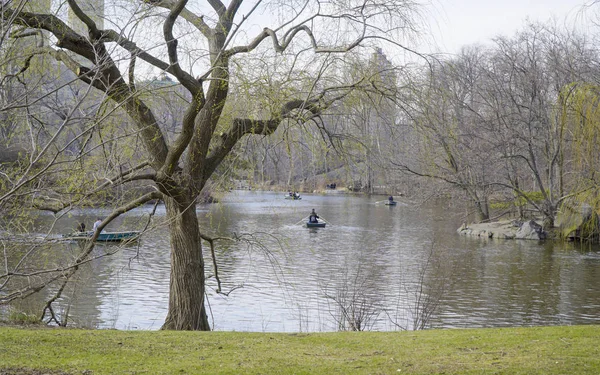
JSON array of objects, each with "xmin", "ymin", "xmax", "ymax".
[{"xmin": 1, "ymin": 325, "xmax": 599, "ymax": 374}]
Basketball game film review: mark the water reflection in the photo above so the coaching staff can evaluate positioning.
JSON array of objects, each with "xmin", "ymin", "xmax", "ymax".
[{"xmin": 3, "ymin": 190, "xmax": 600, "ymax": 331}]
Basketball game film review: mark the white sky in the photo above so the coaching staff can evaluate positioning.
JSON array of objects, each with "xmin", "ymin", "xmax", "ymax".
[{"xmin": 423, "ymin": 0, "xmax": 594, "ymax": 54}]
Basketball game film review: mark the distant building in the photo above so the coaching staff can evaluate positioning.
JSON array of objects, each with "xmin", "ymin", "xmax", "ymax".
[{"xmin": 5, "ymin": 0, "xmax": 105, "ymax": 51}]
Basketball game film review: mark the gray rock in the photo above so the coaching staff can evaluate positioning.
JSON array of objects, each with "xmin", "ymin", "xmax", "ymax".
[
  {"xmin": 515, "ymin": 220, "xmax": 546, "ymax": 240},
  {"xmin": 457, "ymin": 219, "xmax": 546, "ymax": 240}
]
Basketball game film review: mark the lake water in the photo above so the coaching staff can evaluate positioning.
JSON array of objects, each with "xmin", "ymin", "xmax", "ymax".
[{"xmin": 3, "ymin": 190, "xmax": 600, "ymax": 331}]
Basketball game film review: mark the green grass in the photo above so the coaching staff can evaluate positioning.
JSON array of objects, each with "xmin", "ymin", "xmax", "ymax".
[{"xmin": 1, "ymin": 325, "xmax": 599, "ymax": 374}]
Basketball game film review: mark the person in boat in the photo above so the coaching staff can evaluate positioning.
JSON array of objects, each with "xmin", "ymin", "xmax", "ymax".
[
  {"xmin": 93, "ymin": 218, "xmax": 103, "ymax": 233},
  {"xmin": 308, "ymin": 209, "xmax": 319, "ymax": 223},
  {"xmin": 293, "ymin": 192, "xmax": 299, "ymax": 199},
  {"xmin": 388, "ymin": 195, "xmax": 394, "ymax": 203},
  {"xmin": 76, "ymin": 222, "xmax": 86, "ymax": 233}
]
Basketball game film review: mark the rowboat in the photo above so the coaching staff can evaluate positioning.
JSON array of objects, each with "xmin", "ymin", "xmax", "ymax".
[
  {"xmin": 63, "ymin": 231, "xmax": 140, "ymax": 242},
  {"xmin": 285, "ymin": 195, "xmax": 301, "ymax": 200},
  {"xmin": 306, "ymin": 221, "xmax": 326, "ymax": 228},
  {"xmin": 385, "ymin": 201, "xmax": 397, "ymax": 206}
]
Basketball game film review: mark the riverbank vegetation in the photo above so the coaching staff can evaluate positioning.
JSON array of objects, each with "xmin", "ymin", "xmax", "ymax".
[{"xmin": 1, "ymin": 325, "xmax": 599, "ymax": 374}]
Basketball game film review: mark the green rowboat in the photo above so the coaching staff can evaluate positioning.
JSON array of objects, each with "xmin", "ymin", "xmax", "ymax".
[
  {"xmin": 63, "ymin": 231, "xmax": 140, "ymax": 242},
  {"xmin": 306, "ymin": 221, "xmax": 326, "ymax": 228}
]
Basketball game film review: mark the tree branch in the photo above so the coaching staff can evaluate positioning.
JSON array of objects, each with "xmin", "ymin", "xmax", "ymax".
[
  {"xmin": 66, "ymin": 0, "xmax": 101, "ymax": 39},
  {"xmin": 226, "ymin": 22, "xmax": 366, "ymax": 58},
  {"xmin": 202, "ymin": 86, "xmax": 352, "ymax": 181},
  {"xmin": 161, "ymin": 0, "xmax": 203, "ymax": 95},
  {"xmin": 162, "ymin": 94, "xmax": 205, "ymax": 175},
  {"xmin": 3, "ymin": 8, "xmax": 171, "ymax": 170},
  {"xmin": 0, "ymin": 191, "xmax": 162, "ymax": 305},
  {"xmin": 208, "ymin": 0, "xmax": 226, "ymax": 18},
  {"xmin": 142, "ymin": 0, "xmax": 212, "ymax": 37},
  {"xmin": 4, "ymin": 10, "xmax": 97, "ymax": 62}
]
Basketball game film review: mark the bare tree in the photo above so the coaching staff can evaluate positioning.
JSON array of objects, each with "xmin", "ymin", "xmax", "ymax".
[
  {"xmin": 393, "ymin": 22, "xmax": 600, "ymax": 226},
  {"xmin": 481, "ymin": 23, "xmax": 600, "ymax": 228},
  {"xmin": 393, "ymin": 46, "xmax": 497, "ymax": 221}
]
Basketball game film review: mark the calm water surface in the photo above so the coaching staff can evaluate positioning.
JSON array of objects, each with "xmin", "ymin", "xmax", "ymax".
[{"xmin": 5, "ymin": 190, "xmax": 600, "ymax": 331}]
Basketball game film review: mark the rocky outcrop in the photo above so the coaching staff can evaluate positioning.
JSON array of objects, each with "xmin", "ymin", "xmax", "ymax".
[
  {"xmin": 457, "ymin": 219, "xmax": 548, "ymax": 240},
  {"xmin": 515, "ymin": 220, "xmax": 547, "ymax": 240}
]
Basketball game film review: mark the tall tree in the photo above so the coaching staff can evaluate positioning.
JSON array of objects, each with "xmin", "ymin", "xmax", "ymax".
[
  {"xmin": 0, "ymin": 0, "xmax": 422, "ymax": 330},
  {"xmin": 484, "ymin": 23, "xmax": 597, "ymax": 227}
]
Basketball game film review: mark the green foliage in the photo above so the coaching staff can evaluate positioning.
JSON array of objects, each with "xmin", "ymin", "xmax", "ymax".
[
  {"xmin": 490, "ymin": 201, "xmax": 512, "ymax": 210},
  {"xmin": 561, "ymin": 82, "xmax": 600, "ymax": 168},
  {"xmin": 6, "ymin": 310, "xmax": 41, "ymax": 325},
  {"xmin": 490, "ymin": 191, "xmax": 546, "ymax": 210},
  {"xmin": 515, "ymin": 191, "xmax": 546, "ymax": 206},
  {"xmin": 558, "ymin": 83, "xmax": 600, "ymax": 194}
]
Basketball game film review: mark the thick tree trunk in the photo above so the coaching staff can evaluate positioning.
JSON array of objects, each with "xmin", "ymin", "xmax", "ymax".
[
  {"xmin": 542, "ymin": 200, "xmax": 555, "ymax": 230},
  {"xmin": 474, "ymin": 200, "xmax": 490, "ymax": 222},
  {"xmin": 161, "ymin": 197, "xmax": 210, "ymax": 330}
]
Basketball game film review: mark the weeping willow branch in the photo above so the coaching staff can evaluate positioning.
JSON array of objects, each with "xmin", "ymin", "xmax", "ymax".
[{"xmin": 1, "ymin": 191, "xmax": 162, "ymax": 308}]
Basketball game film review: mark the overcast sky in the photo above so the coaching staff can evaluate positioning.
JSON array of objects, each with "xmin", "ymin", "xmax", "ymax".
[{"xmin": 423, "ymin": 0, "xmax": 594, "ymax": 54}]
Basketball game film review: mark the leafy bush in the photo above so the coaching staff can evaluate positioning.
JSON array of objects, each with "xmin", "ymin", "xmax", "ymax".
[{"xmin": 7, "ymin": 310, "xmax": 41, "ymax": 325}]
